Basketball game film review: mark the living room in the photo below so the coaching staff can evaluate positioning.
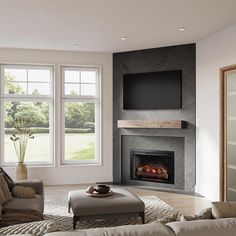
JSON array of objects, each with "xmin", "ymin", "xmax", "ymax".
[{"xmin": 0, "ymin": 0, "xmax": 236, "ymax": 235}]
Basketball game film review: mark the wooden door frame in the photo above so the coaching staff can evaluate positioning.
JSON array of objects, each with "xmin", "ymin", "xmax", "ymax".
[{"xmin": 219, "ymin": 64, "xmax": 236, "ymax": 201}]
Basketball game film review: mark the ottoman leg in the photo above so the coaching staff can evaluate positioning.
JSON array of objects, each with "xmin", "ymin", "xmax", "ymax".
[
  {"xmin": 73, "ymin": 216, "xmax": 80, "ymax": 229},
  {"xmin": 73, "ymin": 216, "xmax": 76, "ymax": 229},
  {"xmin": 140, "ymin": 212, "xmax": 145, "ymax": 224},
  {"xmin": 68, "ymin": 201, "xmax": 71, "ymax": 213}
]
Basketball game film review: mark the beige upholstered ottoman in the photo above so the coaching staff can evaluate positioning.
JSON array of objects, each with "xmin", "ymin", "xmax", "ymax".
[{"xmin": 68, "ymin": 188, "xmax": 145, "ymax": 229}]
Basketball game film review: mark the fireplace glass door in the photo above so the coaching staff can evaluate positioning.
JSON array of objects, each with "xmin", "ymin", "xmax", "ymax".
[{"xmin": 130, "ymin": 149, "xmax": 174, "ymax": 184}]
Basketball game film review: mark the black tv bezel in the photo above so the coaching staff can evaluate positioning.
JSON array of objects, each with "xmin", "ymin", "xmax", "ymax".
[{"xmin": 123, "ymin": 70, "xmax": 182, "ymax": 110}]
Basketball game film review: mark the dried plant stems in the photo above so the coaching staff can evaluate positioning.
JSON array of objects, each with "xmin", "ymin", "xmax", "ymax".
[{"xmin": 10, "ymin": 118, "xmax": 34, "ymax": 163}]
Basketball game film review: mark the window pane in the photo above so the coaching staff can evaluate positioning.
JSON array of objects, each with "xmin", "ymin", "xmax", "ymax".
[
  {"xmin": 3, "ymin": 67, "xmax": 52, "ymax": 95},
  {"xmin": 4, "ymin": 69, "xmax": 27, "ymax": 82},
  {"xmin": 64, "ymin": 102, "xmax": 95, "ymax": 161},
  {"xmin": 28, "ymin": 83, "xmax": 50, "ymax": 95},
  {"xmin": 4, "ymin": 82, "xmax": 27, "ymax": 94},
  {"xmin": 4, "ymin": 101, "xmax": 51, "ymax": 163},
  {"xmin": 63, "ymin": 68, "xmax": 97, "ymax": 97},
  {"xmin": 65, "ymin": 83, "xmax": 80, "ymax": 95},
  {"xmin": 81, "ymin": 71, "xmax": 96, "ymax": 83},
  {"xmin": 28, "ymin": 69, "xmax": 51, "ymax": 82},
  {"xmin": 81, "ymin": 84, "xmax": 96, "ymax": 96},
  {"xmin": 64, "ymin": 71, "xmax": 79, "ymax": 83}
]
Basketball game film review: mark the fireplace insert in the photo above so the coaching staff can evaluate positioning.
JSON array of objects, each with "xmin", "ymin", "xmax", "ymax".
[{"xmin": 130, "ymin": 149, "xmax": 174, "ymax": 184}]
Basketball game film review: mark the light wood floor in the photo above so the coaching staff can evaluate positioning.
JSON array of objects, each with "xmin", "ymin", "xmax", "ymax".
[{"xmin": 44, "ymin": 184, "xmax": 211, "ymax": 215}]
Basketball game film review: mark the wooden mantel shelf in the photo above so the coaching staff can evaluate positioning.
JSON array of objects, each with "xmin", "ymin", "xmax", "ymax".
[{"xmin": 117, "ymin": 120, "xmax": 186, "ymax": 129}]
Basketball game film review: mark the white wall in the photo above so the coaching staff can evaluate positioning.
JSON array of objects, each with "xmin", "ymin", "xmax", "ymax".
[
  {"xmin": 196, "ymin": 24, "xmax": 236, "ymax": 200},
  {"xmin": 0, "ymin": 48, "xmax": 113, "ymax": 185}
]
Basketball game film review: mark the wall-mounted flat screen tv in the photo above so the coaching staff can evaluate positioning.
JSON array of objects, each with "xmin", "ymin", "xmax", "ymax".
[{"xmin": 123, "ymin": 70, "xmax": 182, "ymax": 109}]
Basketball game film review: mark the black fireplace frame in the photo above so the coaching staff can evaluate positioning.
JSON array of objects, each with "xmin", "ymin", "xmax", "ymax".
[{"xmin": 130, "ymin": 149, "xmax": 175, "ymax": 184}]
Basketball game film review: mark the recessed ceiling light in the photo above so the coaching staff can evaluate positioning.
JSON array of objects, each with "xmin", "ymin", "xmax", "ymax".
[
  {"xmin": 178, "ymin": 28, "xmax": 186, "ymax": 31},
  {"xmin": 121, "ymin": 37, "xmax": 127, "ymax": 40},
  {"xmin": 74, "ymin": 44, "xmax": 79, "ymax": 48}
]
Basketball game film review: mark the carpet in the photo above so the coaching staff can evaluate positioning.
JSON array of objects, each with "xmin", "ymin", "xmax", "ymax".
[{"xmin": 44, "ymin": 196, "xmax": 181, "ymax": 231}]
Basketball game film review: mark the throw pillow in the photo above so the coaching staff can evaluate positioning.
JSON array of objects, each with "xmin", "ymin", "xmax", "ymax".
[
  {"xmin": 0, "ymin": 174, "xmax": 13, "ymax": 204},
  {"xmin": 0, "ymin": 167, "xmax": 14, "ymax": 191},
  {"xmin": 0, "ymin": 204, "xmax": 2, "ymax": 220},
  {"xmin": 180, "ymin": 207, "xmax": 212, "ymax": 221},
  {"xmin": 212, "ymin": 201, "xmax": 236, "ymax": 219},
  {"xmin": 12, "ymin": 186, "xmax": 35, "ymax": 198},
  {"xmin": 156, "ymin": 212, "xmax": 182, "ymax": 224}
]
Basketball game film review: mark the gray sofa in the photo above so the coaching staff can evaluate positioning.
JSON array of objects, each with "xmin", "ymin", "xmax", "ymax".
[
  {"xmin": 45, "ymin": 218, "xmax": 236, "ymax": 236},
  {"xmin": 3, "ymin": 179, "xmax": 44, "ymax": 214}
]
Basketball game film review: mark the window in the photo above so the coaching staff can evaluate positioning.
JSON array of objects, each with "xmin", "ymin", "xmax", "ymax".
[
  {"xmin": 62, "ymin": 67, "xmax": 100, "ymax": 164},
  {"xmin": 0, "ymin": 65, "xmax": 54, "ymax": 165},
  {"xmin": 0, "ymin": 64, "xmax": 101, "ymax": 166}
]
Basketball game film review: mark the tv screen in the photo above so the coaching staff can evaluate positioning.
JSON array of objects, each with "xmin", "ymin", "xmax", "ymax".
[{"xmin": 123, "ymin": 70, "xmax": 182, "ymax": 109}]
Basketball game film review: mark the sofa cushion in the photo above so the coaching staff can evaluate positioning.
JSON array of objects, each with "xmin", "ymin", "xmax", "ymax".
[
  {"xmin": 0, "ymin": 174, "xmax": 13, "ymax": 204},
  {"xmin": 167, "ymin": 218, "xmax": 236, "ymax": 236},
  {"xmin": 3, "ymin": 194, "xmax": 43, "ymax": 214},
  {"xmin": 0, "ymin": 208, "xmax": 43, "ymax": 227},
  {"xmin": 0, "ymin": 220, "xmax": 57, "ymax": 236},
  {"xmin": 44, "ymin": 222, "xmax": 175, "ymax": 236},
  {"xmin": 212, "ymin": 202, "xmax": 236, "ymax": 219}
]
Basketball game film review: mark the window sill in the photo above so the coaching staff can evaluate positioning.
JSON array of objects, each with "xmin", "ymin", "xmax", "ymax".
[
  {"xmin": 59, "ymin": 162, "xmax": 102, "ymax": 167},
  {"xmin": 2, "ymin": 164, "xmax": 55, "ymax": 168},
  {"xmin": 2, "ymin": 163, "xmax": 102, "ymax": 168}
]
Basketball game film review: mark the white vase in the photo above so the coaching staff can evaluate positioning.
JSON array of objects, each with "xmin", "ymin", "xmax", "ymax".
[{"xmin": 15, "ymin": 162, "xmax": 28, "ymax": 180}]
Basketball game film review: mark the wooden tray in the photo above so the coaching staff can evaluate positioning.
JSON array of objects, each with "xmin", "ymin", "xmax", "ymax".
[{"xmin": 86, "ymin": 190, "xmax": 113, "ymax": 198}]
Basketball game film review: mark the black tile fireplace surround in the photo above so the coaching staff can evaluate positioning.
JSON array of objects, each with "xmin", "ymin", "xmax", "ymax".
[
  {"xmin": 130, "ymin": 149, "xmax": 175, "ymax": 184},
  {"xmin": 113, "ymin": 43, "xmax": 196, "ymax": 193}
]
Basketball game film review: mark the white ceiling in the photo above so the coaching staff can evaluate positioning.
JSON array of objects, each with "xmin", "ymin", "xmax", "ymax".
[{"xmin": 0, "ymin": 0, "xmax": 236, "ymax": 53}]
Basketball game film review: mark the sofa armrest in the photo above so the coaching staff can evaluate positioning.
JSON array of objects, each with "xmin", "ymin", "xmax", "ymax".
[{"xmin": 13, "ymin": 179, "xmax": 44, "ymax": 195}]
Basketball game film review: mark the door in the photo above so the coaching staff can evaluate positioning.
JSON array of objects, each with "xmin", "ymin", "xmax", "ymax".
[{"xmin": 221, "ymin": 67, "xmax": 236, "ymax": 201}]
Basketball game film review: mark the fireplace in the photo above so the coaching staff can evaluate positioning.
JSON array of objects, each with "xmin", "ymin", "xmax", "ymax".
[{"xmin": 130, "ymin": 149, "xmax": 174, "ymax": 184}]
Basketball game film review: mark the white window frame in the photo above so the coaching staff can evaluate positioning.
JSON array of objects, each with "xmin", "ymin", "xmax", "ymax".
[
  {"xmin": 0, "ymin": 64, "xmax": 55, "ymax": 166},
  {"xmin": 61, "ymin": 66, "xmax": 101, "ymax": 165}
]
